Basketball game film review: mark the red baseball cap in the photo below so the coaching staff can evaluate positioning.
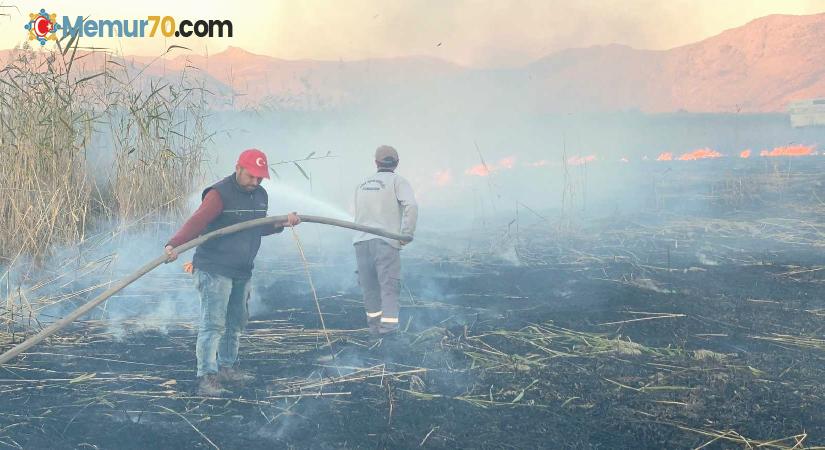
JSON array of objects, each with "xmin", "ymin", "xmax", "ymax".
[{"xmin": 237, "ymin": 148, "xmax": 270, "ymax": 179}]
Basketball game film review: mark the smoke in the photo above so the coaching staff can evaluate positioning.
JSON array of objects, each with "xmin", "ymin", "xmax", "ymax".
[
  {"xmin": 8, "ymin": 47, "xmax": 825, "ymax": 376},
  {"xmin": 11, "ymin": 103, "xmax": 825, "ymax": 346},
  {"xmin": 28, "ymin": 221, "xmax": 201, "ymax": 337},
  {"xmin": 204, "ymin": 103, "xmax": 825, "ymax": 241}
]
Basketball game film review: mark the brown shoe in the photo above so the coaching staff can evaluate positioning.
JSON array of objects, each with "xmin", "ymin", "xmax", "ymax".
[
  {"xmin": 217, "ymin": 367, "xmax": 256, "ymax": 384},
  {"xmin": 197, "ymin": 374, "xmax": 231, "ymax": 397}
]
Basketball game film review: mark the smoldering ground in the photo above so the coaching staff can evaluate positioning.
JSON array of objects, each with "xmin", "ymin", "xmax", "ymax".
[{"xmin": 3, "ymin": 103, "xmax": 825, "ymax": 448}]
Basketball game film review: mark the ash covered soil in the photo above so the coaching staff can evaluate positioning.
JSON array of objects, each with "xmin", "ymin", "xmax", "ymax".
[{"xmin": 2, "ymin": 160, "xmax": 825, "ymax": 449}]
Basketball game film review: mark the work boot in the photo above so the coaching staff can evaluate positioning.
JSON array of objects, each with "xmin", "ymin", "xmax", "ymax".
[
  {"xmin": 372, "ymin": 329, "xmax": 402, "ymax": 349},
  {"xmin": 197, "ymin": 374, "xmax": 231, "ymax": 397},
  {"xmin": 379, "ymin": 326, "xmax": 400, "ymax": 338},
  {"xmin": 367, "ymin": 317, "xmax": 382, "ymax": 336},
  {"xmin": 217, "ymin": 366, "xmax": 256, "ymax": 384}
]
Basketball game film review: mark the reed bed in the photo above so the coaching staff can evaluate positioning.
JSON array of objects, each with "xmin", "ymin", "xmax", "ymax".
[
  {"xmin": 0, "ymin": 42, "xmax": 210, "ymax": 257},
  {"xmin": 1, "ymin": 39, "xmax": 212, "ymax": 341}
]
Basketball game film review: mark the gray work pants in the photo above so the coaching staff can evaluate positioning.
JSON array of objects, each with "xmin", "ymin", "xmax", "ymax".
[{"xmin": 354, "ymin": 239, "xmax": 401, "ymax": 334}]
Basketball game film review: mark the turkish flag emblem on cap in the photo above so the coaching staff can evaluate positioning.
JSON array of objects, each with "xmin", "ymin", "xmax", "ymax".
[{"xmin": 237, "ymin": 149, "xmax": 270, "ymax": 179}]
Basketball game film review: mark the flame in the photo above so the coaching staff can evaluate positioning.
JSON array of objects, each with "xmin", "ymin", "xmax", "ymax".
[
  {"xmin": 740, "ymin": 149, "xmax": 751, "ymax": 158},
  {"xmin": 678, "ymin": 148, "xmax": 722, "ymax": 161},
  {"xmin": 433, "ymin": 170, "xmax": 452, "ymax": 186},
  {"xmin": 464, "ymin": 155, "xmax": 516, "ymax": 176},
  {"xmin": 759, "ymin": 145, "xmax": 815, "ymax": 157},
  {"xmin": 620, "ymin": 157, "xmax": 629, "ymax": 163},
  {"xmin": 567, "ymin": 155, "xmax": 596, "ymax": 166},
  {"xmin": 657, "ymin": 152, "xmax": 673, "ymax": 161},
  {"xmin": 465, "ymin": 164, "xmax": 491, "ymax": 177},
  {"xmin": 498, "ymin": 157, "xmax": 515, "ymax": 169}
]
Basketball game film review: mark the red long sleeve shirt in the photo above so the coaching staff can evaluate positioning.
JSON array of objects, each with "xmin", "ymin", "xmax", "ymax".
[{"xmin": 166, "ymin": 189, "xmax": 282, "ymax": 248}]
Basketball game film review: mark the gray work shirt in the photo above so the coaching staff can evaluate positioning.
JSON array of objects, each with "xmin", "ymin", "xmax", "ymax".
[{"xmin": 353, "ymin": 170, "xmax": 418, "ymax": 249}]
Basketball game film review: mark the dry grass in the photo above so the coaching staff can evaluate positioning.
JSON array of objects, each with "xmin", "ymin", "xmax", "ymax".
[
  {"xmin": 0, "ymin": 41, "xmax": 211, "ymax": 267},
  {"xmin": 0, "ymin": 45, "xmax": 95, "ymax": 266},
  {"xmin": 0, "ymin": 40, "xmax": 212, "ymax": 339},
  {"xmin": 102, "ymin": 61, "xmax": 211, "ymax": 231},
  {"xmin": 708, "ymin": 176, "xmax": 765, "ymax": 209}
]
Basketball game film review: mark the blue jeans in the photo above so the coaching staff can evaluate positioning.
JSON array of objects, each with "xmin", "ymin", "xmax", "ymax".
[{"xmin": 194, "ymin": 270, "xmax": 250, "ymax": 377}]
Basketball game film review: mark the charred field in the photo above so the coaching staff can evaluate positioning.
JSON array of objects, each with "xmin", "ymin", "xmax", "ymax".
[{"xmin": 2, "ymin": 158, "xmax": 825, "ymax": 449}]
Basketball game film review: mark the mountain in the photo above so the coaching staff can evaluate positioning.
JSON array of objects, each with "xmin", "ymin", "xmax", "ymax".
[
  {"xmin": 523, "ymin": 13, "xmax": 825, "ymax": 113},
  {"xmin": 3, "ymin": 13, "xmax": 825, "ymax": 112},
  {"xmin": 663, "ymin": 13, "xmax": 825, "ymax": 112}
]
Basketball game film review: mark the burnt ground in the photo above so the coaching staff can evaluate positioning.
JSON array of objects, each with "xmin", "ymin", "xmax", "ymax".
[{"xmin": 2, "ymin": 160, "xmax": 825, "ymax": 449}]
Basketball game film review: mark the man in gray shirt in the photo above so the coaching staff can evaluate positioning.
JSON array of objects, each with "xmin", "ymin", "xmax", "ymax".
[{"xmin": 353, "ymin": 145, "xmax": 418, "ymax": 338}]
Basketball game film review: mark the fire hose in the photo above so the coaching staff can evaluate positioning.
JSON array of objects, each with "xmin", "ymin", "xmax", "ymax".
[{"xmin": 0, "ymin": 215, "xmax": 412, "ymax": 365}]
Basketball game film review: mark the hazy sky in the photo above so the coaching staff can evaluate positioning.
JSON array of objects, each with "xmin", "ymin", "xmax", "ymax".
[{"xmin": 3, "ymin": 0, "xmax": 825, "ymax": 67}]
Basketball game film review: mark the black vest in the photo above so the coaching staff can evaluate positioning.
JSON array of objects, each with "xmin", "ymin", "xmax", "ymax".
[{"xmin": 192, "ymin": 174, "xmax": 268, "ymax": 279}]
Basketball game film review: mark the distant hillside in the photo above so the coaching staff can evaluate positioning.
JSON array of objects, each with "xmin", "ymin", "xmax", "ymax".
[{"xmin": 3, "ymin": 13, "xmax": 825, "ymax": 112}]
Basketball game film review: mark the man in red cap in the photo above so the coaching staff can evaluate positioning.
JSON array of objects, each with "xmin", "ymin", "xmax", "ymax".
[{"xmin": 165, "ymin": 149, "xmax": 301, "ymax": 396}]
